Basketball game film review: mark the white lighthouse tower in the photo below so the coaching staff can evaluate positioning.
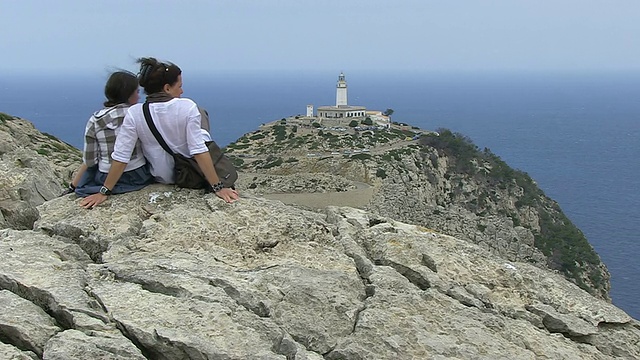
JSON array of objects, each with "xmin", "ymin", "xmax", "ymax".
[
  {"xmin": 336, "ymin": 72, "xmax": 347, "ymax": 107},
  {"xmin": 317, "ymin": 72, "xmax": 366, "ymax": 119}
]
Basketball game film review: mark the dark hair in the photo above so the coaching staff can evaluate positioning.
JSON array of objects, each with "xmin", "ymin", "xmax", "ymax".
[
  {"xmin": 137, "ymin": 57, "xmax": 182, "ymax": 95},
  {"xmin": 103, "ymin": 71, "xmax": 138, "ymax": 107}
]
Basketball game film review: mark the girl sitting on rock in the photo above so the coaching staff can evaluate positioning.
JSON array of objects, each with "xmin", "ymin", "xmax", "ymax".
[
  {"xmin": 67, "ymin": 71, "xmax": 153, "ymax": 197},
  {"xmin": 79, "ymin": 57, "xmax": 238, "ymax": 209}
]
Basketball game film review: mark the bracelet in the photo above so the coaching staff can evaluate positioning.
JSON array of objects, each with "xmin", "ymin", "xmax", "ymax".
[{"xmin": 211, "ymin": 181, "xmax": 224, "ymax": 193}]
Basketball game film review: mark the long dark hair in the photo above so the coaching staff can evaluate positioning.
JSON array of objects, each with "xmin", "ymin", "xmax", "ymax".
[
  {"xmin": 137, "ymin": 57, "xmax": 182, "ymax": 95},
  {"xmin": 103, "ymin": 71, "xmax": 138, "ymax": 107}
]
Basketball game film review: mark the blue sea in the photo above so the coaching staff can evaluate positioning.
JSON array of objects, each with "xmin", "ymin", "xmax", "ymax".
[{"xmin": 1, "ymin": 70, "xmax": 639, "ymax": 320}]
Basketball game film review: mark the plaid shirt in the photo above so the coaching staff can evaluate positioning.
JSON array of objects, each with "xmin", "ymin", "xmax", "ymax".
[{"xmin": 83, "ymin": 104, "xmax": 145, "ymax": 172}]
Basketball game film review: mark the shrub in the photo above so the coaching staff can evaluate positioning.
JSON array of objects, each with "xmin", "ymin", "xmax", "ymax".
[
  {"xmin": 376, "ymin": 168, "xmax": 387, "ymax": 179},
  {"xmin": 351, "ymin": 153, "xmax": 371, "ymax": 160},
  {"xmin": 261, "ymin": 157, "xmax": 284, "ymax": 169},
  {"xmin": 272, "ymin": 125, "xmax": 287, "ymax": 141},
  {"xmin": 0, "ymin": 112, "xmax": 12, "ymax": 123},
  {"xmin": 362, "ymin": 118, "xmax": 373, "ymax": 125},
  {"xmin": 348, "ymin": 120, "xmax": 358, "ymax": 127},
  {"xmin": 312, "ymin": 122, "xmax": 321, "ymax": 128},
  {"xmin": 231, "ymin": 157, "xmax": 245, "ymax": 168},
  {"xmin": 249, "ymin": 133, "xmax": 266, "ymax": 140}
]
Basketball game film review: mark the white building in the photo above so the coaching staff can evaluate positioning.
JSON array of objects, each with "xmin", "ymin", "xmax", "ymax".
[{"xmin": 317, "ymin": 72, "xmax": 366, "ymax": 119}]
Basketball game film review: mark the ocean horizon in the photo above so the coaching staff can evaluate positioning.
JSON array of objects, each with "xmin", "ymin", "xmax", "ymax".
[{"xmin": 1, "ymin": 70, "xmax": 639, "ymax": 320}]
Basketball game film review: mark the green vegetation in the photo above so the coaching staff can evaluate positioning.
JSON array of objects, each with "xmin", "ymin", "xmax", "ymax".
[
  {"xmin": 376, "ymin": 168, "xmax": 387, "ymax": 179},
  {"xmin": 535, "ymin": 210, "xmax": 604, "ymax": 292},
  {"xmin": 260, "ymin": 156, "xmax": 284, "ymax": 169},
  {"xmin": 0, "ymin": 112, "xmax": 12, "ymax": 123},
  {"xmin": 230, "ymin": 157, "xmax": 244, "ymax": 168},
  {"xmin": 312, "ymin": 122, "xmax": 321, "ymax": 128},
  {"xmin": 226, "ymin": 143, "xmax": 251, "ymax": 150},
  {"xmin": 348, "ymin": 120, "xmax": 358, "ymax": 127},
  {"xmin": 272, "ymin": 125, "xmax": 287, "ymax": 141},
  {"xmin": 249, "ymin": 133, "xmax": 266, "ymax": 141},
  {"xmin": 350, "ymin": 153, "xmax": 371, "ymax": 160},
  {"xmin": 382, "ymin": 108, "xmax": 394, "ymax": 116},
  {"xmin": 362, "ymin": 118, "xmax": 373, "ymax": 125},
  {"xmin": 419, "ymin": 128, "xmax": 605, "ymax": 294}
]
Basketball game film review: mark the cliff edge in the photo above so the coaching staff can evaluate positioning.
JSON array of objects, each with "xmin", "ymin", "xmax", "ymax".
[
  {"xmin": 228, "ymin": 119, "xmax": 610, "ymax": 299},
  {"xmin": 0, "ymin": 113, "xmax": 638, "ymax": 359}
]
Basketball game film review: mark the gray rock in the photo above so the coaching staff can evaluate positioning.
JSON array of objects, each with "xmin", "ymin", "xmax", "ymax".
[
  {"xmin": 0, "ymin": 119, "xmax": 638, "ymax": 359},
  {"xmin": 42, "ymin": 329, "xmax": 146, "ymax": 360},
  {"xmin": 0, "ymin": 229, "xmax": 108, "ymax": 331},
  {"xmin": 0, "ymin": 343, "xmax": 38, "ymax": 360},
  {"xmin": 0, "ymin": 290, "xmax": 60, "ymax": 357},
  {"xmin": 0, "ymin": 117, "xmax": 81, "ymax": 230}
]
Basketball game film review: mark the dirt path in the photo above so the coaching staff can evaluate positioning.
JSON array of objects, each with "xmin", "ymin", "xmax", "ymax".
[{"xmin": 262, "ymin": 181, "xmax": 375, "ymax": 209}]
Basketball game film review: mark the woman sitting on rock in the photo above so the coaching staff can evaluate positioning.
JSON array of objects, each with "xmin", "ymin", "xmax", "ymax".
[
  {"xmin": 68, "ymin": 71, "xmax": 153, "ymax": 197},
  {"xmin": 79, "ymin": 57, "xmax": 239, "ymax": 209}
]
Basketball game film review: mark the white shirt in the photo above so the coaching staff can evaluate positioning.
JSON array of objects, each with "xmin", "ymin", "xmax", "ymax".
[{"xmin": 111, "ymin": 98, "xmax": 208, "ymax": 184}]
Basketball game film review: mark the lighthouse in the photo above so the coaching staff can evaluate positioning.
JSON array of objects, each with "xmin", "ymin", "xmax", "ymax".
[
  {"xmin": 317, "ymin": 72, "xmax": 366, "ymax": 119},
  {"xmin": 336, "ymin": 72, "xmax": 347, "ymax": 107}
]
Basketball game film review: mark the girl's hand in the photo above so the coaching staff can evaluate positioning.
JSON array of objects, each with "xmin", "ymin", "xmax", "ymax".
[
  {"xmin": 79, "ymin": 193, "xmax": 108, "ymax": 209},
  {"xmin": 216, "ymin": 187, "xmax": 239, "ymax": 203}
]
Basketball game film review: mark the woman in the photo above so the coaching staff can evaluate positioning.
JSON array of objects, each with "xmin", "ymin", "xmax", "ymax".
[
  {"xmin": 69, "ymin": 71, "xmax": 153, "ymax": 197},
  {"xmin": 80, "ymin": 57, "xmax": 238, "ymax": 209}
]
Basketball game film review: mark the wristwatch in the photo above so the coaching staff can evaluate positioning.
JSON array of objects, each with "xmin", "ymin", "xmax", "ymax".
[
  {"xmin": 210, "ymin": 181, "xmax": 224, "ymax": 193},
  {"xmin": 99, "ymin": 186, "xmax": 112, "ymax": 196}
]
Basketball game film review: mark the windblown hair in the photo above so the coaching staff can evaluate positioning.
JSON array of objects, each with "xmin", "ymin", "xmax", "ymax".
[
  {"xmin": 137, "ymin": 57, "xmax": 182, "ymax": 95},
  {"xmin": 103, "ymin": 71, "xmax": 138, "ymax": 107}
]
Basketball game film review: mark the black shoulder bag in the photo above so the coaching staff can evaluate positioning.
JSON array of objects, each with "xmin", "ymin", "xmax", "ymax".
[{"xmin": 142, "ymin": 102, "xmax": 238, "ymax": 189}]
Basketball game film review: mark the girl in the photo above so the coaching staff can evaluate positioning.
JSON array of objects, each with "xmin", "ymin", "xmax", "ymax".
[
  {"xmin": 70, "ymin": 71, "xmax": 152, "ymax": 197},
  {"xmin": 80, "ymin": 58, "xmax": 238, "ymax": 208}
]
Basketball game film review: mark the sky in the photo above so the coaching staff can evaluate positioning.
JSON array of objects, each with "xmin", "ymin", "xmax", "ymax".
[{"xmin": 1, "ymin": 0, "xmax": 639, "ymax": 75}]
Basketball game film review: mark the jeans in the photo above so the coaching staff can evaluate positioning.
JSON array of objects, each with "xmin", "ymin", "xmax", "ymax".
[{"xmin": 75, "ymin": 163, "xmax": 154, "ymax": 197}]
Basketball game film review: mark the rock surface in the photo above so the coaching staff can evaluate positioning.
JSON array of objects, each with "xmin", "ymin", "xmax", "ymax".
[
  {"xmin": 0, "ymin": 115, "xmax": 81, "ymax": 230},
  {"xmin": 1, "ymin": 113, "xmax": 637, "ymax": 359},
  {"xmin": 230, "ymin": 121, "xmax": 610, "ymax": 299},
  {"xmin": 0, "ymin": 186, "xmax": 637, "ymax": 359}
]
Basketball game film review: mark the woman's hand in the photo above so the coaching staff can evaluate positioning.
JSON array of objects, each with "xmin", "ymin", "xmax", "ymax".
[
  {"xmin": 215, "ymin": 187, "xmax": 239, "ymax": 203},
  {"xmin": 79, "ymin": 193, "xmax": 108, "ymax": 209}
]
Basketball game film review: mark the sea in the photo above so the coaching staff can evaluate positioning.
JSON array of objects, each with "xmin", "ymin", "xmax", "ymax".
[{"xmin": 1, "ymin": 70, "xmax": 639, "ymax": 320}]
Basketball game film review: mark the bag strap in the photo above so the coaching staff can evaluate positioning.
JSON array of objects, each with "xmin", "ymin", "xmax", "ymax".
[{"xmin": 142, "ymin": 102, "xmax": 176, "ymax": 156}]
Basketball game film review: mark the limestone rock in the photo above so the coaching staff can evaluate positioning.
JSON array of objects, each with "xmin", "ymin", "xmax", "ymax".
[
  {"xmin": 0, "ymin": 116, "xmax": 81, "ymax": 230},
  {"xmin": 1, "ymin": 187, "xmax": 637, "ymax": 359},
  {"xmin": 0, "ymin": 290, "xmax": 60, "ymax": 357},
  {"xmin": 231, "ymin": 122, "xmax": 610, "ymax": 299},
  {"xmin": 0, "ymin": 113, "xmax": 637, "ymax": 359},
  {"xmin": 0, "ymin": 343, "xmax": 38, "ymax": 360}
]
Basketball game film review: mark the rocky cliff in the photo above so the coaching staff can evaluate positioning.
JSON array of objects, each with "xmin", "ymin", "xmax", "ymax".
[
  {"xmin": 0, "ymin": 113, "xmax": 81, "ymax": 230},
  {"xmin": 228, "ymin": 120, "xmax": 610, "ymax": 300},
  {"xmin": 1, "ymin": 114, "xmax": 638, "ymax": 359}
]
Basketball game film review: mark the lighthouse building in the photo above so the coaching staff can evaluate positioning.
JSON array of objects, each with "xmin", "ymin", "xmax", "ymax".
[{"xmin": 317, "ymin": 72, "xmax": 366, "ymax": 119}]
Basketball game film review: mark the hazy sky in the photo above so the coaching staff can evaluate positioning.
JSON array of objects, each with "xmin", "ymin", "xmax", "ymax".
[{"xmin": 1, "ymin": 0, "xmax": 639, "ymax": 75}]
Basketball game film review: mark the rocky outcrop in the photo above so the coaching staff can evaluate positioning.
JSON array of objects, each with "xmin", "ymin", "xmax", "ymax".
[
  {"xmin": 0, "ymin": 113, "xmax": 633, "ymax": 358},
  {"xmin": 230, "ymin": 123, "xmax": 610, "ymax": 299},
  {"xmin": 0, "ymin": 114, "xmax": 81, "ymax": 229},
  {"xmin": 0, "ymin": 186, "xmax": 638, "ymax": 359}
]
